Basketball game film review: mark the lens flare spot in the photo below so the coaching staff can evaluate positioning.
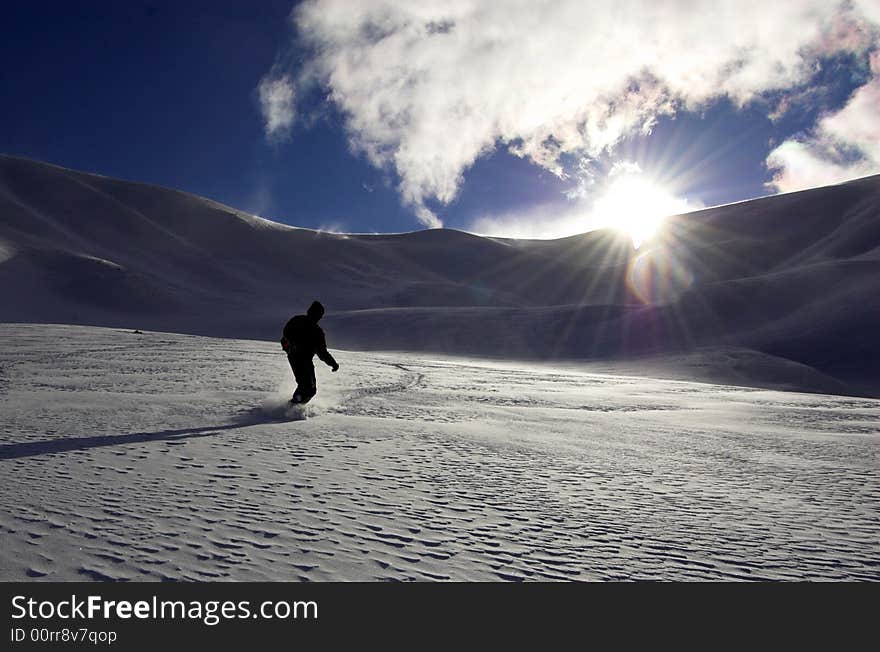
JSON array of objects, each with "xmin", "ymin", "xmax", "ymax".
[
  {"xmin": 0, "ymin": 241, "xmax": 16, "ymax": 265},
  {"xmin": 627, "ymin": 247, "xmax": 695, "ymax": 304}
]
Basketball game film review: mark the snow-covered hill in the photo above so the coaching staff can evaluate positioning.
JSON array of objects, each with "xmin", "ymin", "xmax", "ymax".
[
  {"xmin": 1, "ymin": 155, "xmax": 878, "ymax": 395},
  {"xmin": 2, "ymin": 325, "xmax": 877, "ymax": 581}
]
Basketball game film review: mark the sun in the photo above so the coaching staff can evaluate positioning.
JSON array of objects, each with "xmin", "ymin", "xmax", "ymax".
[{"xmin": 592, "ymin": 170, "xmax": 691, "ymax": 248}]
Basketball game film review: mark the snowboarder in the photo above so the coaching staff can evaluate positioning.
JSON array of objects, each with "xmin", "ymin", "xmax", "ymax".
[{"xmin": 281, "ymin": 300, "xmax": 339, "ymax": 404}]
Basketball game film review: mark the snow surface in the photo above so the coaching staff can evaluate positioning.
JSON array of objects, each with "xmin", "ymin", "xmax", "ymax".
[{"xmin": 2, "ymin": 324, "xmax": 878, "ymax": 581}]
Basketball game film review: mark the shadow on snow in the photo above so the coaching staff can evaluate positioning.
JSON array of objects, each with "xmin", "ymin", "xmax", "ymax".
[{"xmin": 0, "ymin": 407, "xmax": 299, "ymax": 461}]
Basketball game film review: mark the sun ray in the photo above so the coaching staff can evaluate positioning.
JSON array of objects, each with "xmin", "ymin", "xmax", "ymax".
[{"xmin": 591, "ymin": 167, "xmax": 692, "ymax": 249}]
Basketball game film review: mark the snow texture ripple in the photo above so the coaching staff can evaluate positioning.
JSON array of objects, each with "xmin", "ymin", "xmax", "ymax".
[{"xmin": 1, "ymin": 324, "xmax": 878, "ymax": 581}]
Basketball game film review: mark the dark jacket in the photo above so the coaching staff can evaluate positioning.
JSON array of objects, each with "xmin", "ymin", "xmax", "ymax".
[{"xmin": 282, "ymin": 314, "xmax": 337, "ymax": 368}]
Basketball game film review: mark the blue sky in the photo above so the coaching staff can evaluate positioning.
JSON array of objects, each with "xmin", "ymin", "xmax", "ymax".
[{"xmin": 3, "ymin": 1, "xmax": 878, "ymax": 237}]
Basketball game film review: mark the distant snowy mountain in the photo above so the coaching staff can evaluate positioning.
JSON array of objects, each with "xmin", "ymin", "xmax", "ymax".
[{"xmin": 1, "ymin": 154, "xmax": 878, "ymax": 395}]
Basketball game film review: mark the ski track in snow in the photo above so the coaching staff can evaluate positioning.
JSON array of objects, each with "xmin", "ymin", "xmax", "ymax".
[{"xmin": 0, "ymin": 324, "xmax": 878, "ymax": 582}]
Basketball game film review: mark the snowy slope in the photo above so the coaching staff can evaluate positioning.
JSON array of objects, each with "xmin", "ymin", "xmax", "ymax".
[
  {"xmin": 1, "ymin": 325, "xmax": 878, "ymax": 581},
  {"xmin": 1, "ymin": 154, "xmax": 879, "ymax": 394}
]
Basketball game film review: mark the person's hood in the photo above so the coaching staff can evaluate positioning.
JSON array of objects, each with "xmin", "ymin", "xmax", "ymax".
[{"xmin": 307, "ymin": 301, "xmax": 325, "ymax": 322}]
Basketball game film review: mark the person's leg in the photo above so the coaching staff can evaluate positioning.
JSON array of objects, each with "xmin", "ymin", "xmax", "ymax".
[
  {"xmin": 289, "ymin": 355, "xmax": 306, "ymax": 402},
  {"xmin": 304, "ymin": 360, "xmax": 317, "ymax": 401},
  {"xmin": 291, "ymin": 357, "xmax": 316, "ymax": 403}
]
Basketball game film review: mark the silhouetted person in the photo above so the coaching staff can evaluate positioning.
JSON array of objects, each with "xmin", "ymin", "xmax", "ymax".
[{"xmin": 281, "ymin": 301, "xmax": 339, "ymax": 404}]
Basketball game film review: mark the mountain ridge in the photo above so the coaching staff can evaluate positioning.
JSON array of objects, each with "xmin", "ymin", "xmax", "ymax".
[{"xmin": 2, "ymin": 154, "xmax": 879, "ymax": 396}]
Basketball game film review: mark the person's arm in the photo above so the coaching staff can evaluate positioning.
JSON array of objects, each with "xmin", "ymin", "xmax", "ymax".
[
  {"xmin": 316, "ymin": 328, "xmax": 339, "ymax": 371},
  {"xmin": 281, "ymin": 317, "xmax": 294, "ymax": 352}
]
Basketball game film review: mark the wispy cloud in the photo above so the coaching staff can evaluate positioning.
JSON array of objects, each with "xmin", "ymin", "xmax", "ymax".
[
  {"xmin": 768, "ymin": 50, "xmax": 880, "ymax": 192},
  {"xmin": 469, "ymin": 202, "xmax": 593, "ymax": 240},
  {"xmin": 315, "ymin": 221, "xmax": 350, "ymax": 236},
  {"xmin": 280, "ymin": 0, "xmax": 879, "ymax": 225},
  {"xmin": 258, "ymin": 72, "xmax": 296, "ymax": 143}
]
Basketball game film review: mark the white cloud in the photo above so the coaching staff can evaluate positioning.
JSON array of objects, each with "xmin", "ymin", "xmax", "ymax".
[
  {"xmin": 768, "ymin": 50, "xmax": 880, "ymax": 192},
  {"xmin": 854, "ymin": 0, "xmax": 880, "ymax": 27},
  {"xmin": 258, "ymin": 73, "xmax": 296, "ymax": 143},
  {"xmin": 285, "ymin": 0, "xmax": 879, "ymax": 225}
]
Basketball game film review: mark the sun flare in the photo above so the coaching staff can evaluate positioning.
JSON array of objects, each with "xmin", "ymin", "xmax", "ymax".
[{"xmin": 593, "ymin": 171, "xmax": 691, "ymax": 248}]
